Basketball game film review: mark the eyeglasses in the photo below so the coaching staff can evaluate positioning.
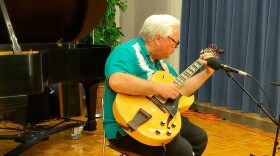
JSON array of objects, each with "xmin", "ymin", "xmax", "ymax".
[{"xmin": 168, "ymin": 36, "xmax": 180, "ymax": 48}]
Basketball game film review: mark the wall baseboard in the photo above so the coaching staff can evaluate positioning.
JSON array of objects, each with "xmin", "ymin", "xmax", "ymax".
[{"xmin": 190, "ymin": 101, "xmax": 277, "ymax": 133}]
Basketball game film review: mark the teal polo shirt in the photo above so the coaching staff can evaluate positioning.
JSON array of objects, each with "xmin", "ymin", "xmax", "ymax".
[{"xmin": 103, "ymin": 36, "xmax": 178, "ymax": 139}]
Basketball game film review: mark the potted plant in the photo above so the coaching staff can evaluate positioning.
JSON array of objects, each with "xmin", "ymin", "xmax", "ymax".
[
  {"xmin": 93, "ymin": 0, "xmax": 128, "ymax": 48},
  {"xmin": 82, "ymin": 0, "xmax": 128, "ymax": 48}
]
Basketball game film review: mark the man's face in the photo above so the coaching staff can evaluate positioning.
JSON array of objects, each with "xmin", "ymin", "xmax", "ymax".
[{"xmin": 156, "ymin": 27, "xmax": 180, "ymax": 60}]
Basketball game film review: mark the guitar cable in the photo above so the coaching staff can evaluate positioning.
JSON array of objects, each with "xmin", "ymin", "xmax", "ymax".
[{"xmin": 161, "ymin": 144, "xmax": 166, "ymax": 156}]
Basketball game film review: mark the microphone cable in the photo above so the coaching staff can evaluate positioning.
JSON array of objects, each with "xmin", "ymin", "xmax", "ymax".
[{"xmin": 246, "ymin": 75, "xmax": 275, "ymax": 119}]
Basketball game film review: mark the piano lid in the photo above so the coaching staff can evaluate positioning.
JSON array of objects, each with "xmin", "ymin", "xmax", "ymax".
[{"xmin": 0, "ymin": 0, "xmax": 107, "ymax": 44}]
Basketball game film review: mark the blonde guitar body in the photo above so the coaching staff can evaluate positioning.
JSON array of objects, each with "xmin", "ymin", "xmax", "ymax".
[{"xmin": 113, "ymin": 71, "xmax": 194, "ymax": 146}]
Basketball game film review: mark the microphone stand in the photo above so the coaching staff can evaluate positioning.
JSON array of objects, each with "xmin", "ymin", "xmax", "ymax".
[
  {"xmin": 272, "ymin": 116, "xmax": 280, "ymax": 156},
  {"xmin": 224, "ymin": 71, "xmax": 280, "ymax": 156}
]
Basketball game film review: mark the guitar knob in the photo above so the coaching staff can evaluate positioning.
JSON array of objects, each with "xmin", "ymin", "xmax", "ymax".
[
  {"xmin": 166, "ymin": 130, "xmax": 171, "ymax": 136},
  {"xmin": 155, "ymin": 130, "xmax": 161, "ymax": 135},
  {"xmin": 160, "ymin": 121, "xmax": 165, "ymax": 126},
  {"xmin": 171, "ymin": 123, "xmax": 176, "ymax": 128}
]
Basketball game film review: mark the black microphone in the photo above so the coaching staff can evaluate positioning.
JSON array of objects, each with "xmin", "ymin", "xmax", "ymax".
[{"xmin": 207, "ymin": 57, "xmax": 251, "ymax": 77}]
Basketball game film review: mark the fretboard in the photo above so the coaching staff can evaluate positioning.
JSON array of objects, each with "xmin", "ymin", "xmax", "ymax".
[{"xmin": 173, "ymin": 58, "xmax": 204, "ymax": 87}]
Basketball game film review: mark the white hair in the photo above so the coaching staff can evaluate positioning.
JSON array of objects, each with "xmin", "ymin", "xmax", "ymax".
[{"xmin": 139, "ymin": 14, "xmax": 180, "ymax": 41}]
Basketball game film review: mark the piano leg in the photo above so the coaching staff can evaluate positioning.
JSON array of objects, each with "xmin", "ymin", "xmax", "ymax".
[{"xmin": 82, "ymin": 81, "xmax": 100, "ymax": 131}]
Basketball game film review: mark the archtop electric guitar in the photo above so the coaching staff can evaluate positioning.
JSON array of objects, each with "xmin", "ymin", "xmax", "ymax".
[{"xmin": 113, "ymin": 44, "xmax": 224, "ymax": 146}]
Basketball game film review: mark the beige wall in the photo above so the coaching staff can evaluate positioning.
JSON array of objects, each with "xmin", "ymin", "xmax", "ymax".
[{"xmin": 119, "ymin": 0, "xmax": 182, "ymax": 73}]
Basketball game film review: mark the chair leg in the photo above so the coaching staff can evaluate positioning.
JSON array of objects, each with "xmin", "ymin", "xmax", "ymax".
[
  {"xmin": 102, "ymin": 97, "xmax": 106, "ymax": 156},
  {"xmin": 102, "ymin": 98, "xmax": 129, "ymax": 156},
  {"xmin": 102, "ymin": 131, "xmax": 106, "ymax": 156}
]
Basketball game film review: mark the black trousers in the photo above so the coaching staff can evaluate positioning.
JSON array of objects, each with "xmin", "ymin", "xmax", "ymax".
[{"xmin": 108, "ymin": 115, "xmax": 208, "ymax": 156}]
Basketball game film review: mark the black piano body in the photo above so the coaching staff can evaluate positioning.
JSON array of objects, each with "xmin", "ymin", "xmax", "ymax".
[
  {"xmin": 0, "ymin": 0, "xmax": 110, "ymax": 155},
  {"xmin": 0, "ymin": 43, "xmax": 110, "ymax": 126}
]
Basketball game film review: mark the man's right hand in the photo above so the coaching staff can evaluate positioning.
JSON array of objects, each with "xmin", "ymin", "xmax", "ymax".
[{"xmin": 155, "ymin": 83, "xmax": 180, "ymax": 100}]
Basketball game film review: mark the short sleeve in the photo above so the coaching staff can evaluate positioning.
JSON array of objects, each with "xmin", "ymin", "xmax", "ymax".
[{"xmin": 105, "ymin": 47, "xmax": 136, "ymax": 80}]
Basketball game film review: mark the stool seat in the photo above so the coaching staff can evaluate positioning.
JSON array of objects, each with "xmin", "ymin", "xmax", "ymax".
[{"xmin": 109, "ymin": 143, "xmax": 142, "ymax": 156}]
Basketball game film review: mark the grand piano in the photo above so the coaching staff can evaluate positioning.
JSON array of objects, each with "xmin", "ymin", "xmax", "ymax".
[{"xmin": 0, "ymin": 0, "xmax": 110, "ymax": 155}]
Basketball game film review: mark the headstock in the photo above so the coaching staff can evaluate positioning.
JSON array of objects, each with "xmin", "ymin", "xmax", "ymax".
[{"xmin": 200, "ymin": 44, "xmax": 224, "ymax": 57}]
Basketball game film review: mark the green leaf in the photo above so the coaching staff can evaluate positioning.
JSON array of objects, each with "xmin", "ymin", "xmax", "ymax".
[{"xmin": 91, "ymin": 0, "xmax": 128, "ymax": 48}]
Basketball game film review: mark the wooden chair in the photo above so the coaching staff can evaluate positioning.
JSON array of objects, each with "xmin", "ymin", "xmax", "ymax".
[{"xmin": 101, "ymin": 99, "xmax": 142, "ymax": 156}]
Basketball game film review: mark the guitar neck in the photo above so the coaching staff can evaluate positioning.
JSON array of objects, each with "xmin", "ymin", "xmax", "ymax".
[{"xmin": 173, "ymin": 57, "xmax": 203, "ymax": 87}]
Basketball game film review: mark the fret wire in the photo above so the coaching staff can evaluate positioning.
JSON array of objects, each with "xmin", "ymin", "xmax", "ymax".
[
  {"xmin": 182, "ymin": 71, "xmax": 191, "ymax": 78},
  {"xmin": 178, "ymin": 75, "xmax": 186, "ymax": 82},
  {"xmin": 190, "ymin": 66, "xmax": 196, "ymax": 72},
  {"xmin": 177, "ymin": 77, "xmax": 184, "ymax": 84},
  {"xmin": 180, "ymin": 73, "xmax": 188, "ymax": 79},
  {"xmin": 191, "ymin": 65, "xmax": 199, "ymax": 72},
  {"xmin": 194, "ymin": 62, "xmax": 201, "ymax": 68},
  {"xmin": 174, "ymin": 79, "xmax": 181, "ymax": 86},
  {"xmin": 187, "ymin": 70, "xmax": 193, "ymax": 75},
  {"xmin": 173, "ymin": 79, "xmax": 181, "ymax": 86}
]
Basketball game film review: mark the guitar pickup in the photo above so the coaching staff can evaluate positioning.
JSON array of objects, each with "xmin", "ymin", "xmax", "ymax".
[{"xmin": 145, "ymin": 95, "xmax": 166, "ymax": 113}]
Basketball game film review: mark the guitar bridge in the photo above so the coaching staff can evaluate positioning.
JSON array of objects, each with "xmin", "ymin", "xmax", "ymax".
[{"xmin": 127, "ymin": 108, "xmax": 152, "ymax": 131}]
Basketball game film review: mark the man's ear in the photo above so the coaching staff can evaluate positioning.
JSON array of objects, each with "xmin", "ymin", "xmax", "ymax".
[{"xmin": 154, "ymin": 34, "xmax": 161, "ymax": 45}]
